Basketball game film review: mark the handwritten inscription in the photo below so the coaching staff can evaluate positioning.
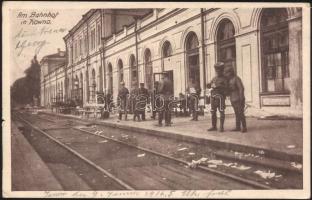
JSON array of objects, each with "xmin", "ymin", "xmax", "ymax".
[
  {"xmin": 41, "ymin": 190, "xmax": 232, "ymax": 198},
  {"xmin": 15, "ymin": 39, "xmax": 49, "ymax": 56},
  {"xmin": 13, "ymin": 10, "xmax": 66, "ymax": 57}
]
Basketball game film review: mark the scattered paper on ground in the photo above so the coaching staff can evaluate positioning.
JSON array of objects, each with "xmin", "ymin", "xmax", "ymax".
[
  {"xmin": 177, "ymin": 147, "xmax": 188, "ymax": 151},
  {"xmin": 207, "ymin": 160, "xmax": 223, "ymax": 165},
  {"xmin": 231, "ymin": 165, "xmax": 251, "ymax": 171},
  {"xmin": 287, "ymin": 145, "xmax": 296, "ymax": 149},
  {"xmin": 222, "ymin": 163, "xmax": 234, "ymax": 167},
  {"xmin": 187, "ymin": 158, "xmax": 208, "ymax": 169},
  {"xmin": 254, "ymin": 170, "xmax": 276, "ymax": 179},
  {"xmin": 137, "ymin": 153, "xmax": 145, "ymax": 157},
  {"xmin": 208, "ymin": 164, "xmax": 217, "ymax": 168},
  {"xmin": 188, "ymin": 152, "xmax": 195, "ymax": 155},
  {"xmin": 98, "ymin": 140, "xmax": 108, "ymax": 143},
  {"xmin": 290, "ymin": 162, "xmax": 302, "ymax": 169},
  {"xmin": 199, "ymin": 157, "xmax": 208, "ymax": 162}
]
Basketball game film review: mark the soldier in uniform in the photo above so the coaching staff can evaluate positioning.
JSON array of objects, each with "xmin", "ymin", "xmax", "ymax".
[
  {"xmin": 137, "ymin": 83, "xmax": 149, "ymax": 121},
  {"xmin": 151, "ymin": 81, "xmax": 160, "ymax": 119},
  {"xmin": 224, "ymin": 67, "xmax": 247, "ymax": 133},
  {"xmin": 158, "ymin": 73, "xmax": 173, "ymax": 126},
  {"xmin": 207, "ymin": 62, "xmax": 228, "ymax": 132},
  {"xmin": 131, "ymin": 86, "xmax": 141, "ymax": 121},
  {"xmin": 186, "ymin": 78, "xmax": 201, "ymax": 121},
  {"xmin": 117, "ymin": 82, "xmax": 129, "ymax": 120}
]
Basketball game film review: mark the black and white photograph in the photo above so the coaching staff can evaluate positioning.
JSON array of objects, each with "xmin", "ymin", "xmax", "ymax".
[{"xmin": 2, "ymin": 1, "xmax": 310, "ymax": 198}]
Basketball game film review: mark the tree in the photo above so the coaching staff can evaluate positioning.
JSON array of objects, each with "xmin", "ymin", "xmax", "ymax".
[{"xmin": 11, "ymin": 55, "xmax": 41, "ymax": 105}]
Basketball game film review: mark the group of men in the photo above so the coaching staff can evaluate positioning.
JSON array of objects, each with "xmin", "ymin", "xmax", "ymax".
[
  {"xmin": 117, "ymin": 62, "xmax": 247, "ymax": 133},
  {"xmin": 117, "ymin": 73, "xmax": 173, "ymax": 126}
]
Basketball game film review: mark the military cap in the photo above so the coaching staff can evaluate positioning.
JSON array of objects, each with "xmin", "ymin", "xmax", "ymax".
[
  {"xmin": 120, "ymin": 81, "xmax": 125, "ymax": 85},
  {"xmin": 214, "ymin": 62, "xmax": 225, "ymax": 70},
  {"xmin": 140, "ymin": 82, "xmax": 144, "ymax": 86}
]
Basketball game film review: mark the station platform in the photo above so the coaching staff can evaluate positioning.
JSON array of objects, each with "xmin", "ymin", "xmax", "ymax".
[
  {"xmin": 11, "ymin": 120, "xmax": 63, "ymax": 191},
  {"xmin": 42, "ymin": 110, "xmax": 303, "ymax": 162}
]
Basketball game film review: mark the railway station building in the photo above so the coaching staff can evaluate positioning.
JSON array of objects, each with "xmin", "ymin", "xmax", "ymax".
[{"xmin": 40, "ymin": 8, "xmax": 303, "ymax": 117}]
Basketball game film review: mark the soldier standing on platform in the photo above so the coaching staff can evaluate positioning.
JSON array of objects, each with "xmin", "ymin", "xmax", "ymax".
[
  {"xmin": 186, "ymin": 78, "xmax": 201, "ymax": 121},
  {"xmin": 151, "ymin": 81, "xmax": 160, "ymax": 119},
  {"xmin": 131, "ymin": 86, "xmax": 141, "ymax": 121},
  {"xmin": 137, "ymin": 83, "xmax": 149, "ymax": 121},
  {"xmin": 118, "ymin": 82, "xmax": 129, "ymax": 120},
  {"xmin": 158, "ymin": 73, "xmax": 173, "ymax": 126},
  {"xmin": 224, "ymin": 67, "xmax": 247, "ymax": 133},
  {"xmin": 207, "ymin": 62, "xmax": 228, "ymax": 132}
]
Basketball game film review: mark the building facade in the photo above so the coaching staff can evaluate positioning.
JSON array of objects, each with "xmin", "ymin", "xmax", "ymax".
[
  {"xmin": 40, "ymin": 49, "xmax": 66, "ymax": 107},
  {"xmin": 40, "ymin": 8, "xmax": 303, "ymax": 116}
]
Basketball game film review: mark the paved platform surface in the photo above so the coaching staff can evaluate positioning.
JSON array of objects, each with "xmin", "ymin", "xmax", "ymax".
[
  {"xmin": 42, "ymin": 110, "xmax": 303, "ymax": 162},
  {"xmin": 11, "ymin": 120, "xmax": 63, "ymax": 191}
]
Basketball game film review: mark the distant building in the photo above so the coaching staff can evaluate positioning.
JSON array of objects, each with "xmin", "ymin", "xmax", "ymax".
[
  {"xmin": 40, "ymin": 8, "xmax": 303, "ymax": 116},
  {"xmin": 40, "ymin": 48, "xmax": 66, "ymax": 106}
]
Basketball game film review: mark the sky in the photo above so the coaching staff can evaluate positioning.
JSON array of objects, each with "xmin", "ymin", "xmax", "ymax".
[{"xmin": 10, "ymin": 9, "xmax": 89, "ymax": 85}]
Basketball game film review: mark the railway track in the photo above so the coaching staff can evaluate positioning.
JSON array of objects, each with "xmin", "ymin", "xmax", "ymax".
[
  {"xmin": 14, "ymin": 111, "xmax": 300, "ymax": 189},
  {"xmin": 37, "ymin": 112, "xmax": 302, "ymax": 188},
  {"xmin": 14, "ymin": 111, "xmax": 301, "ymax": 190}
]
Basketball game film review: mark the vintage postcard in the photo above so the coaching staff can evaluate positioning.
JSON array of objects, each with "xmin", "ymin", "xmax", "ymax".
[{"xmin": 2, "ymin": 1, "xmax": 310, "ymax": 198}]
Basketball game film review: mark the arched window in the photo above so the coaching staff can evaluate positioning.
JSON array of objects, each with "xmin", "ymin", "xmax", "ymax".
[
  {"xmin": 217, "ymin": 19, "xmax": 236, "ymax": 71},
  {"xmin": 260, "ymin": 8, "xmax": 289, "ymax": 93},
  {"xmin": 144, "ymin": 49, "xmax": 153, "ymax": 91},
  {"xmin": 107, "ymin": 63, "xmax": 113, "ymax": 94},
  {"xmin": 85, "ymin": 71, "xmax": 89, "ymax": 102},
  {"xmin": 118, "ymin": 59, "xmax": 124, "ymax": 88},
  {"xmin": 129, "ymin": 54, "xmax": 137, "ymax": 89},
  {"xmin": 162, "ymin": 41, "xmax": 172, "ymax": 58},
  {"xmin": 185, "ymin": 32, "xmax": 200, "ymax": 86},
  {"xmin": 80, "ymin": 72, "xmax": 83, "ymax": 105},
  {"xmin": 91, "ymin": 69, "xmax": 96, "ymax": 102},
  {"xmin": 60, "ymin": 81, "xmax": 63, "ymax": 101},
  {"xmin": 99, "ymin": 66, "xmax": 103, "ymax": 92}
]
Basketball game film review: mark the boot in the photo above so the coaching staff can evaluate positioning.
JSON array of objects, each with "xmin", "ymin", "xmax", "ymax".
[
  {"xmin": 207, "ymin": 112, "xmax": 217, "ymax": 131},
  {"xmin": 241, "ymin": 116, "xmax": 247, "ymax": 133},
  {"xmin": 231, "ymin": 118, "xmax": 241, "ymax": 131},
  {"xmin": 219, "ymin": 112, "xmax": 225, "ymax": 132}
]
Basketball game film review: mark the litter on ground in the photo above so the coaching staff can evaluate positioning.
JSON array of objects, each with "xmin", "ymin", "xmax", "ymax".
[
  {"xmin": 188, "ymin": 152, "xmax": 195, "ymax": 155},
  {"xmin": 208, "ymin": 164, "xmax": 217, "ymax": 168},
  {"xmin": 177, "ymin": 147, "xmax": 188, "ymax": 151},
  {"xmin": 290, "ymin": 162, "xmax": 302, "ymax": 169},
  {"xmin": 207, "ymin": 160, "xmax": 223, "ymax": 165},
  {"xmin": 254, "ymin": 170, "xmax": 276, "ymax": 179},
  {"xmin": 137, "ymin": 153, "xmax": 145, "ymax": 157},
  {"xmin": 222, "ymin": 163, "xmax": 234, "ymax": 167},
  {"xmin": 231, "ymin": 165, "xmax": 251, "ymax": 171},
  {"xmin": 98, "ymin": 140, "xmax": 108, "ymax": 143},
  {"xmin": 287, "ymin": 145, "xmax": 296, "ymax": 149},
  {"xmin": 234, "ymin": 152, "xmax": 244, "ymax": 158}
]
